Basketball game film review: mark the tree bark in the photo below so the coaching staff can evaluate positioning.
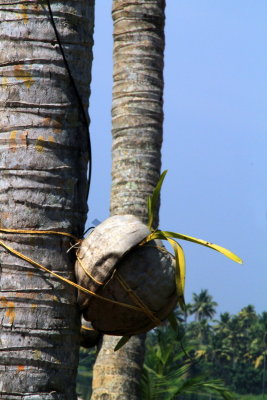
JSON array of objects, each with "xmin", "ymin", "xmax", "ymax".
[
  {"xmin": 0, "ymin": 1, "xmax": 94, "ymax": 398},
  {"xmin": 91, "ymin": 1, "xmax": 165, "ymax": 399}
]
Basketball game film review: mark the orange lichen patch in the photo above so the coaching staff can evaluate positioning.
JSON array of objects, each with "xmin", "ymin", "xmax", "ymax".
[
  {"xmin": 17, "ymin": 365, "xmax": 25, "ymax": 372},
  {"xmin": 42, "ymin": 116, "xmax": 52, "ymax": 127},
  {"xmin": 0, "ymin": 296, "xmax": 7, "ymax": 306},
  {"xmin": 52, "ymin": 295, "xmax": 59, "ymax": 302},
  {"xmin": 2, "ymin": 77, "xmax": 8, "ymax": 86},
  {"xmin": 9, "ymin": 131, "xmax": 17, "ymax": 153},
  {"xmin": 35, "ymin": 136, "xmax": 45, "ymax": 152},
  {"xmin": 6, "ymin": 301, "xmax": 15, "ymax": 324},
  {"xmin": 36, "ymin": 135, "xmax": 55, "ymax": 151},
  {"xmin": 48, "ymin": 136, "xmax": 55, "ymax": 143},
  {"xmin": 14, "ymin": 65, "xmax": 34, "ymax": 88},
  {"xmin": 20, "ymin": 131, "xmax": 28, "ymax": 147},
  {"xmin": 27, "ymin": 270, "xmax": 34, "ymax": 278},
  {"xmin": 42, "ymin": 116, "xmax": 63, "ymax": 134},
  {"xmin": 19, "ymin": 4, "xmax": 28, "ymax": 24},
  {"xmin": 53, "ymin": 115, "xmax": 63, "ymax": 134},
  {"xmin": 31, "ymin": 304, "xmax": 37, "ymax": 309},
  {"xmin": 15, "ymin": 292, "xmax": 36, "ymax": 299},
  {"xmin": 0, "ymin": 212, "xmax": 10, "ymax": 221},
  {"xmin": 33, "ymin": 349, "xmax": 41, "ymax": 360},
  {"xmin": 33, "ymin": 4, "xmax": 40, "ymax": 12},
  {"xmin": 0, "ymin": 298, "xmax": 15, "ymax": 324}
]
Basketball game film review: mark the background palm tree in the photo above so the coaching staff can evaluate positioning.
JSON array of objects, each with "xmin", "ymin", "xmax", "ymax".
[
  {"xmin": 191, "ymin": 289, "xmax": 218, "ymax": 322},
  {"xmin": 91, "ymin": 0, "xmax": 166, "ymax": 399},
  {"xmin": 0, "ymin": 1, "xmax": 94, "ymax": 397}
]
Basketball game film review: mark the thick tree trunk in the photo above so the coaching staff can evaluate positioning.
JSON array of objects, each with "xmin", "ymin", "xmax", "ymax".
[
  {"xmin": 91, "ymin": 1, "xmax": 165, "ymax": 399},
  {"xmin": 0, "ymin": 1, "xmax": 94, "ymax": 398}
]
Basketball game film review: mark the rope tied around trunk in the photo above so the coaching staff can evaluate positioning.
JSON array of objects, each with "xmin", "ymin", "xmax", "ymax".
[{"xmin": 0, "ymin": 228, "xmax": 161, "ymax": 327}]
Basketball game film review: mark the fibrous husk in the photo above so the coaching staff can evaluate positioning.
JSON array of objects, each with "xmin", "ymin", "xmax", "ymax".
[{"xmin": 75, "ymin": 215, "xmax": 178, "ymax": 336}]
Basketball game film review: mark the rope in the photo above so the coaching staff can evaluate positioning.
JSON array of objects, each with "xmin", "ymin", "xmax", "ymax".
[
  {"xmin": 46, "ymin": 0, "xmax": 92, "ymax": 202},
  {"xmin": 0, "ymin": 228, "xmax": 79, "ymax": 242},
  {"xmin": 116, "ymin": 273, "xmax": 161, "ymax": 326},
  {"xmin": 81, "ymin": 325, "xmax": 97, "ymax": 332},
  {"xmin": 76, "ymin": 255, "xmax": 104, "ymax": 286},
  {"xmin": 0, "ymin": 228, "xmax": 157, "ymax": 316}
]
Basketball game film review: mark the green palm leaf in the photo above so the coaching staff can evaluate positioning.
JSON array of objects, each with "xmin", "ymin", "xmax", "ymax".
[
  {"xmin": 142, "ymin": 326, "xmax": 234, "ymax": 400},
  {"xmin": 114, "ymin": 335, "xmax": 131, "ymax": 351},
  {"xmin": 166, "ymin": 237, "xmax": 186, "ymax": 310},
  {"xmin": 162, "ymin": 230, "xmax": 243, "ymax": 264},
  {"xmin": 167, "ymin": 311, "xmax": 180, "ymax": 333},
  {"xmin": 142, "ymin": 230, "xmax": 242, "ymax": 264}
]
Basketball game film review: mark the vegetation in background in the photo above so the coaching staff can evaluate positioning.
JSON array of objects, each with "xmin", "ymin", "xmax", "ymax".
[
  {"xmin": 76, "ymin": 347, "xmax": 96, "ymax": 400},
  {"xmin": 141, "ymin": 326, "xmax": 233, "ymax": 400},
  {"xmin": 76, "ymin": 291, "xmax": 267, "ymax": 399},
  {"xmin": 184, "ymin": 293, "xmax": 267, "ymax": 396}
]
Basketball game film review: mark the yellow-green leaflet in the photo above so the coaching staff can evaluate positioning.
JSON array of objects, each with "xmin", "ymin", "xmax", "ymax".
[
  {"xmin": 162, "ymin": 231, "xmax": 243, "ymax": 264},
  {"xmin": 147, "ymin": 170, "xmax": 168, "ymax": 231},
  {"xmin": 140, "ymin": 230, "xmax": 186, "ymax": 310},
  {"xmin": 114, "ymin": 335, "xmax": 131, "ymax": 351},
  {"xmin": 166, "ymin": 237, "xmax": 186, "ymax": 311},
  {"xmin": 141, "ymin": 230, "xmax": 170, "ymax": 243},
  {"xmin": 142, "ymin": 230, "xmax": 242, "ymax": 265}
]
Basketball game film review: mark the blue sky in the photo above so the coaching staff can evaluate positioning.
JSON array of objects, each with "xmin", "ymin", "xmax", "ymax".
[{"xmin": 87, "ymin": 1, "xmax": 267, "ymax": 316}]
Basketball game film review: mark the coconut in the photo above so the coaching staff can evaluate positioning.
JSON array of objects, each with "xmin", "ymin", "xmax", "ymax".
[
  {"xmin": 75, "ymin": 215, "xmax": 178, "ymax": 336},
  {"xmin": 80, "ymin": 318, "xmax": 101, "ymax": 348}
]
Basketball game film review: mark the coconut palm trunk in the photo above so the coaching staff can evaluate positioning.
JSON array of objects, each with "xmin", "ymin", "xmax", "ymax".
[
  {"xmin": 0, "ymin": 1, "xmax": 94, "ymax": 398},
  {"xmin": 91, "ymin": 1, "xmax": 165, "ymax": 399}
]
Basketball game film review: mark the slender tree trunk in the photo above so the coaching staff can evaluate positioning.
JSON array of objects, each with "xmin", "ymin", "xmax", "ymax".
[
  {"xmin": 91, "ymin": 1, "xmax": 165, "ymax": 399},
  {"xmin": 0, "ymin": 1, "xmax": 94, "ymax": 398}
]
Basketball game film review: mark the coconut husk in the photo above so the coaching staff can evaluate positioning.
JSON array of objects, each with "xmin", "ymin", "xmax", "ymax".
[{"xmin": 75, "ymin": 215, "xmax": 178, "ymax": 336}]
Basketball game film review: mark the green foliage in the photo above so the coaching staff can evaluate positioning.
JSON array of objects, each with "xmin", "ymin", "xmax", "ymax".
[
  {"xmin": 238, "ymin": 395, "xmax": 267, "ymax": 400},
  {"xmin": 141, "ymin": 325, "xmax": 233, "ymax": 400},
  {"xmin": 190, "ymin": 289, "xmax": 218, "ymax": 322},
  {"xmin": 76, "ymin": 347, "xmax": 96, "ymax": 400},
  {"xmin": 186, "ymin": 297, "xmax": 267, "ymax": 396}
]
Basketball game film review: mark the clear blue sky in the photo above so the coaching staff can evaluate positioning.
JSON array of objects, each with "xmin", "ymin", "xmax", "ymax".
[{"xmin": 87, "ymin": 1, "xmax": 267, "ymax": 316}]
